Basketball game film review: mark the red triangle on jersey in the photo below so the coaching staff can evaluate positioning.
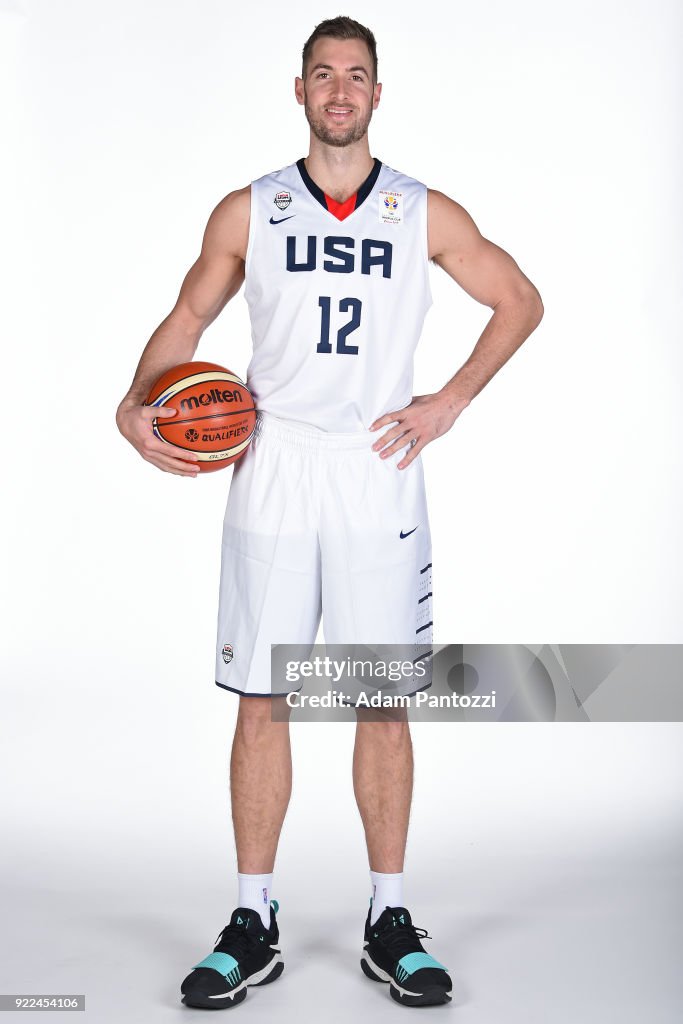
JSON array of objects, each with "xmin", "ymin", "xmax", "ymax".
[{"xmin": 324, "ymin": 192, "xmax": 358, "ymax": 221}]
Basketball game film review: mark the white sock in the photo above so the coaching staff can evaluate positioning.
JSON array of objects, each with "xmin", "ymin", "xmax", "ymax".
[
  {"xmin": 237, "ymin": 872, "xmax": 273, "ymax": 929},
  {"xmin": 370, "ymin": 870, "xmax": 404, "ymax": 925}
]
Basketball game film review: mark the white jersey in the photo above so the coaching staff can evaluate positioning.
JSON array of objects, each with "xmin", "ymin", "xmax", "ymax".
[{"xmin": 243, "ymin": 157, "xmax": 432, "ymax": 432}]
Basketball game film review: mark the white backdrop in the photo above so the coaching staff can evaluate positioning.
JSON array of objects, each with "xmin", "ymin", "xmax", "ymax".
[{"xmin": 1, "ymin": 2, "xmax": 682, "ymax": 1021}]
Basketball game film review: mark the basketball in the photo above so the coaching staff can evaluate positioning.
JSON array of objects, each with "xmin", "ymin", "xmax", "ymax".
[{"xmin": 145, "ymin": 361, "xmax": 256, "ymax": 473}]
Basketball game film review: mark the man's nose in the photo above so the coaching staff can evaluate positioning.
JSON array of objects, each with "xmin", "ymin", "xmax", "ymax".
[{"xmin": 328, "ymin": 76, "xmax": 349, "ymax": 101}]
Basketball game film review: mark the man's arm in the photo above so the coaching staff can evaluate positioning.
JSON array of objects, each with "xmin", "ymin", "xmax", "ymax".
[
  {"xmin": 370, "ymin": 188, "xmax": 544, "ymax": 469},
  {"xmin": 116, "ymin": 185, "xmax": 250, "ymax": 476}
]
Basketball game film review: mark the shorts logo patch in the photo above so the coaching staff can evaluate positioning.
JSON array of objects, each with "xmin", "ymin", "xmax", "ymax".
[
  {"xmin": 274, "ymin": 190, "xmax": 292, "ymax": 210},
  {"xmin": 222, "ymin": 643, "xmax": 234, "ymax": 664},
  {"xmin": 400, "ymin": 526, "xmax": 418, "ymax": 539},
  {"xmin": 379, "ymin": 189, "xmax": 402, "ymax": 225}
]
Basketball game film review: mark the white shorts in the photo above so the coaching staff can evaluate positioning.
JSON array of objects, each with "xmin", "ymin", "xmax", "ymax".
[{"xmin": 215, "ymin": 411, "xmax": 433, "ymax": 697}]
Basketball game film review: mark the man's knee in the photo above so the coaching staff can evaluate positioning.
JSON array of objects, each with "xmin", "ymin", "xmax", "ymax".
[
  {"xmin": 355, "ymin": 704, "xmax": 410, "ymax": 726},
  {"xmin": 355, "ymin": 707, "xmax": 411, "ymax": 742},
  {"xmin": 236, "ymin": 695, "xmax": 291, "ymax": 737}
]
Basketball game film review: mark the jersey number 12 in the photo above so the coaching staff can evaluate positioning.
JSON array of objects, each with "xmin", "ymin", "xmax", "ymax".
[{"xmin": 317, "ymin": 296, "xmax": 362, "ymax": 355}]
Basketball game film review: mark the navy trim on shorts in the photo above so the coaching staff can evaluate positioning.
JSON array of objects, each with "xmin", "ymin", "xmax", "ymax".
[
  {"xmin": 215, "ymin": 679, "xmax": 431, "ymax": 699},
  {"xmin": 215, "ymin": 680, "xmax": 303, "ymax": 699},
  {"xmin": 413, "ymin": 649, "xmax": 433, "ymax": 664}
]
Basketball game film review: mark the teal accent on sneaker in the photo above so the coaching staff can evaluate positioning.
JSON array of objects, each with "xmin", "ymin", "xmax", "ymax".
[
  {"xmin": 395, "ymin": 952, "xmax": 448, "ymax": 981},
  {"xmin": 270, "ymin": 899, "xmax": 279, "ymax": 914},
  {"xmin": 193, "ymin": 951, "xmax": 241, "ymax": 983}
]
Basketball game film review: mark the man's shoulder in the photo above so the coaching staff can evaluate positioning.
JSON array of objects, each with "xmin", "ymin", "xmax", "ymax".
[
  {"xmin": 206, "ymin": 160, "xmax": 296, "ymax": 246},
  {"xmin": 378, "ymin": 161, "xmax": 429, "ymax": 193},
  {"xmin": 254, "ymin": 163, "xmax": 306, "ymax": 215},
  {"xmin": 426, "ymin": 187, "xmax": 468, "ymax": 221},
  {"xmin": 210, "ymin": 183, "xmax": 251, "ymax": 230},
  {"xmin": 204, "ymin": 185, "xmax": 251, "ymax": 260},
  {"xmin": 214, "ymin": 183, "xmax": 251, "ymax": 213}
]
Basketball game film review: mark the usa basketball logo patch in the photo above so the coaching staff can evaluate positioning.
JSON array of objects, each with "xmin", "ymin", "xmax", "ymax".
[
  {"xmin": 274, "ymin": 190, "xmax": 292, "ymax": 210},
  {"xmin": 379, "ymin": 189, "xmax": 402, "ymax": 225},
  {"xmin": 222, "ymin": 643, "xmax": 234, "ymax": 664}
]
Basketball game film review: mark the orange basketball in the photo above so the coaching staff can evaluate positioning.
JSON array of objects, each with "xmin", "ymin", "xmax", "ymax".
[{"xmin": 145, "ymin": 361, "xmax": 256, "ymax": 473}]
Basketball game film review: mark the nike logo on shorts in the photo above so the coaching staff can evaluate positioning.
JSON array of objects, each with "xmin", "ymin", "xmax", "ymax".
[{"xmin": 400, "ymin": 527, "xmax": 418, "ymax": 539}]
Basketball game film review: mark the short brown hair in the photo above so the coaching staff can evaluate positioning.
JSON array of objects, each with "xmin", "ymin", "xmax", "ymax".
[{"xmin": 302, "ymin": 16, "xmax": 378, "ymax": 85}]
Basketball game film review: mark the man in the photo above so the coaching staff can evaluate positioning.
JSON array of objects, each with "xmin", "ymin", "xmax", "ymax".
[{"xmin": 117, "ymin": 15, "xmax": 543, "ymax": 1011}]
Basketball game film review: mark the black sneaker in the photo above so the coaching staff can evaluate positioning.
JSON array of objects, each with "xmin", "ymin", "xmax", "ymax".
[
  {"xmin": 360, "ymin": 901, "xmax": 452, "ymax": 1007},
  {"xmin": 181, "ymin": 899, "xmax": 284, "ymax": 1009}
]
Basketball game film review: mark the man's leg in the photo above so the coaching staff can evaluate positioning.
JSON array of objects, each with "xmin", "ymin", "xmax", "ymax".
[
  {"xmin": 230, "ymin": 696, "xmax": 293, "ymax": 873},
  {"xmin": 180, "ymin": 694, "xmax": 291, "ymax": 1009},
  {"xmin": 183, "ymin": 417, "xmax": 321, "ymax": 1009},
  {"xmin": 354, "ymin": 708, "xmax": 452, "ymax": 1007},
  {"xmin": 352, "ymin": 708, "xmax": 413, "ymax": 875},
  {"xmin": 319, "ymin": 440, "xmax": 451, "ymax": 1004}
]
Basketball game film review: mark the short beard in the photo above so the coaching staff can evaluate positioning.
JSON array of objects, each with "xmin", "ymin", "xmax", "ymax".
[{"xmin": 303, "ymin": 96, "xmax": 373, "ymax": 148}]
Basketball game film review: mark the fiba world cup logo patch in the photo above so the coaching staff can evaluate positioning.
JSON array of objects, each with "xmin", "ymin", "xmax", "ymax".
[
  {"xmin": 274, "ymin": 190, "xmax": 292, "ymax": 211},
  {"xmin": 379, "ymin": 189, "xmax": 402, "ymax": 225},
  {"xmin": 222, "ymin": 643, "xmax": 234, "ymax": 664}
]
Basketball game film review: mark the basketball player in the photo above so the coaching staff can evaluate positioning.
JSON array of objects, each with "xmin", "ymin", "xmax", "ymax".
[{"xmin": 117, "ymin": 16, "xmax": 543, "ymax": 1010}]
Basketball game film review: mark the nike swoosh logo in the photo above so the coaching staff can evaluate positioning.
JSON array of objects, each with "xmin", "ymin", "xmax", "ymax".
[
  {"xmin": 269, "ymin": 215, "xmax": 295, "ymax": 224},
  {"xmin": 400, "ymin": 527, "xmax": 419, "ymax": 539}
]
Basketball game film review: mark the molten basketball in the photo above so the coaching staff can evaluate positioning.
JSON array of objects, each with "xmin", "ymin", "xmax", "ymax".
[{"xmin": 145, "ymin": 361, "xmax": 256, "ymax": 473}]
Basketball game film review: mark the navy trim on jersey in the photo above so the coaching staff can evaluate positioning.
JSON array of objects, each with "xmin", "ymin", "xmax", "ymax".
[{"xmin": 295, "ymin": 156, "xmax": 382, "ymax": 211}]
